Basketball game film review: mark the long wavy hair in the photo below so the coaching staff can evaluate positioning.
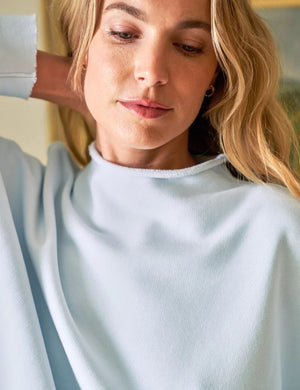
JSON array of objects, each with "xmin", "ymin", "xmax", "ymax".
[{"xmin": 54, "ymin": 0, "xmax": 300, "ymax": 200}]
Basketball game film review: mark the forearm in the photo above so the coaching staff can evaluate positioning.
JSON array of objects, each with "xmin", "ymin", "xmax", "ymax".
[{"xmin": 30, "ymin": 50, "xmax": 88, "ymax": 115}]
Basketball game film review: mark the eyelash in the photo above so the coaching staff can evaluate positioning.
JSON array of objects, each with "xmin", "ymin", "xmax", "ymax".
[{"xmin": 108, "ymin": 31, "xmax": 203, "ymax": 57}]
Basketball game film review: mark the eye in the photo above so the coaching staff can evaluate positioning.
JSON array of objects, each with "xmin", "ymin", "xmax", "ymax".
[
  {"xmin": 108, "ymin": 30, "xmax": 138, "ymax": 41},
  {"xmin": 173, "ymin": 43, "xmax": 203, "ymax": 56},
  {"xmin": 108, "ymin": 30, "xmax": 204, "ymax": 56}
]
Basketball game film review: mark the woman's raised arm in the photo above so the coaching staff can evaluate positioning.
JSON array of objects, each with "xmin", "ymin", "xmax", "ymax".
[
  {"xmin": 0, "ymin": 14, "xmax": 89, "ymax": 116},
  {"xmin": 30, "ymin": 50, "xmax": 89, "ymax": 116}
]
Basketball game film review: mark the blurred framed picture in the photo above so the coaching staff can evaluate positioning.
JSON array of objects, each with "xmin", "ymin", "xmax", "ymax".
[
  {"xmin": 253, "ymin": 0, "xmax": 300, "ymax": 134},
  {"xmin": 253, "ymin": 0, "xmax": 300, "ymax": 6},
  {"xmin": 253, "ymin": 1, "xmax": 300, "ymax": 6}
]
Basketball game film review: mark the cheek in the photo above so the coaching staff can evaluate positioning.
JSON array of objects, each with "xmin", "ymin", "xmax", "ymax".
[
  {"xmin": 176, "ymin": 70, "xmax": 209, "ymax": 112},
  {"xmin": 84, "ymin": 41, "xmax": 127, "ymax": 111},
  {"xmin": 188, "ymin": 60, "xmax": 218, "ymax": 98},
  {"xmin": 172, "ymin": 61, "xmax": 216, "ymax": 126}
]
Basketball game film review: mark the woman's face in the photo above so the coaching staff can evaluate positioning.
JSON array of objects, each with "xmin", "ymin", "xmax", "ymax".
[{"xmin": 84, "ymin": 0, "xmax": 219, "ymax": 168}]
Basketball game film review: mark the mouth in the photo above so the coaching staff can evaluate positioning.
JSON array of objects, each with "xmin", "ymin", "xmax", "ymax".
[{"xmin": 118, "ymin": 100, "xmax": 172, "ymax": 119}]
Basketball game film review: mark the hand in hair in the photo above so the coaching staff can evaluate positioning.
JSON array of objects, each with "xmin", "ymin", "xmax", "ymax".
[{"xmin": 30, "ymin": 50, "xmax": 90, "ymax": 117}]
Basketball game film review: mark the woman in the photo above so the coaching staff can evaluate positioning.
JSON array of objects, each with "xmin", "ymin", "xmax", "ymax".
[{"xmin": 0, "ymin": 0, "xmax": 299, "ymax": 389}]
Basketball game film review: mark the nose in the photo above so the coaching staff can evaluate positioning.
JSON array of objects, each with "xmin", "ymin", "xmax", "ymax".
[{"xmin": 134, "ymin": 40, "xmax": 169, "ymax": 88}]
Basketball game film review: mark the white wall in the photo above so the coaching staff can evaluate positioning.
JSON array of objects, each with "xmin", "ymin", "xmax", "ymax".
[{"xmin": 0, "ymin": 0, "xmax": 48, "ymax": 163}]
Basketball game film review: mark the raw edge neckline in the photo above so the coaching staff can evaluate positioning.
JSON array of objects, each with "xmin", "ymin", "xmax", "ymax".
[{"xmin": 88, "ymin": 141, "xmax": 227, "ymax": 179}]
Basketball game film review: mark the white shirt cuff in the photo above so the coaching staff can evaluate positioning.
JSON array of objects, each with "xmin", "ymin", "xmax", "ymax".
[{"xmin": 0, "ymin": 14, "xmax": 37, "ymax": 99}]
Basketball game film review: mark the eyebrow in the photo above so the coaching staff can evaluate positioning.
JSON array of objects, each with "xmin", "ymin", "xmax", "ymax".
[
  {"xmin": 104, "ymin": 2, "xmax": 147, "ymax": 21},
  {"xmin": 104, "ymin": 2, "xmax": 211, "ymax": 32}
]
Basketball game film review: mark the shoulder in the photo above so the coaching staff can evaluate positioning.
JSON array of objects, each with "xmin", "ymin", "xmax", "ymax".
[
  {"xmin": 219, "ymin": 163, "xmax": 300, "ymax": 215},
  {"xmin": 0, "ymin": 137, "xmax": 44, "ymax": 182},
  {"xmin": 0, "ymin": 136, "xmax": 77, "ymax": 165},
  {"xmin": 0, "ymin": 137, "xmax": 80, "ymax": 195},
  {"xmin": 224, "ymin": 178, "xmax": 300, "ymax": 268},
  {"xmin": 216, "ymin": 164, "xmax": 300, "ymax": 235},
  {"xmin": 228, "ymin": 177, "xmax": 300, "ymax": 249},
  {"xmin": 246, "ymin": 182, "xmax": 300, "ymax": 222},
  {"xmin": 45, "ymin": 141, "xmax": 81, "ymax": 189}
]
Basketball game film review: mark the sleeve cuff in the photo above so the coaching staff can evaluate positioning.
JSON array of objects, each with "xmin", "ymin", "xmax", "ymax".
[{"xmin": 0, "ymin": 15, "xmax": 37, "ymax": 99}]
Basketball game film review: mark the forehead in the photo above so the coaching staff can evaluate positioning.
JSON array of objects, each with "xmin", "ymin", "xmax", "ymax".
[{"xmin": 101, "ymin": 0, "xmax": 211, "ymax": 26}]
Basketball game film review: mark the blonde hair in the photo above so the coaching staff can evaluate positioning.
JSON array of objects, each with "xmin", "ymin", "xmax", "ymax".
[{"xmin": 56, "ymin": 0, "xmax": 300, "ymax": 200}]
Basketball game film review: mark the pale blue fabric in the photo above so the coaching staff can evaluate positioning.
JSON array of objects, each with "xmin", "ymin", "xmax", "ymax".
[
  {"xmin": 0, "ymin": 14, "xmax": 300, "ymax": 390},
  {"xmin": 0, "ymin": 15, "xmax": 37, "ymax": 98}
]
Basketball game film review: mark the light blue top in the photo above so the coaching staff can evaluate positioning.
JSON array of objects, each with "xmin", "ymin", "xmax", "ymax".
[{"xmin": 0, "ymin": 15, "xmax": 300, "ymax": 390}]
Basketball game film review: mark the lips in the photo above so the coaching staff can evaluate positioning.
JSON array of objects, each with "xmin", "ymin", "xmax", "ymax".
[{"xmin": 119, "ymin": 99, "xmax": 172, "ymax": 119}]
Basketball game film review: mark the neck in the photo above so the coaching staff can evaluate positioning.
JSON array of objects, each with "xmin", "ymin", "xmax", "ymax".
[{"xmin": 95, "ymin": 131, "xmax": 198, "ymax": 170}]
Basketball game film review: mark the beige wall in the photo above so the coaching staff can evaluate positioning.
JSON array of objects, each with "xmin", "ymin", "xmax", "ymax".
[{"xmin": 0, "ymin": 0, "xmax": 48, "ymax": 163}]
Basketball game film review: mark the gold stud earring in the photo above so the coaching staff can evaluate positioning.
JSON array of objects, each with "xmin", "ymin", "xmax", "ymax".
[
  {"xmin": 82, "ymin": 64, "xmax": 87, "ymax": 71},
  {"xmin": 205, "ymin": 85, "xmax": 215, "ymax": 98}
]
